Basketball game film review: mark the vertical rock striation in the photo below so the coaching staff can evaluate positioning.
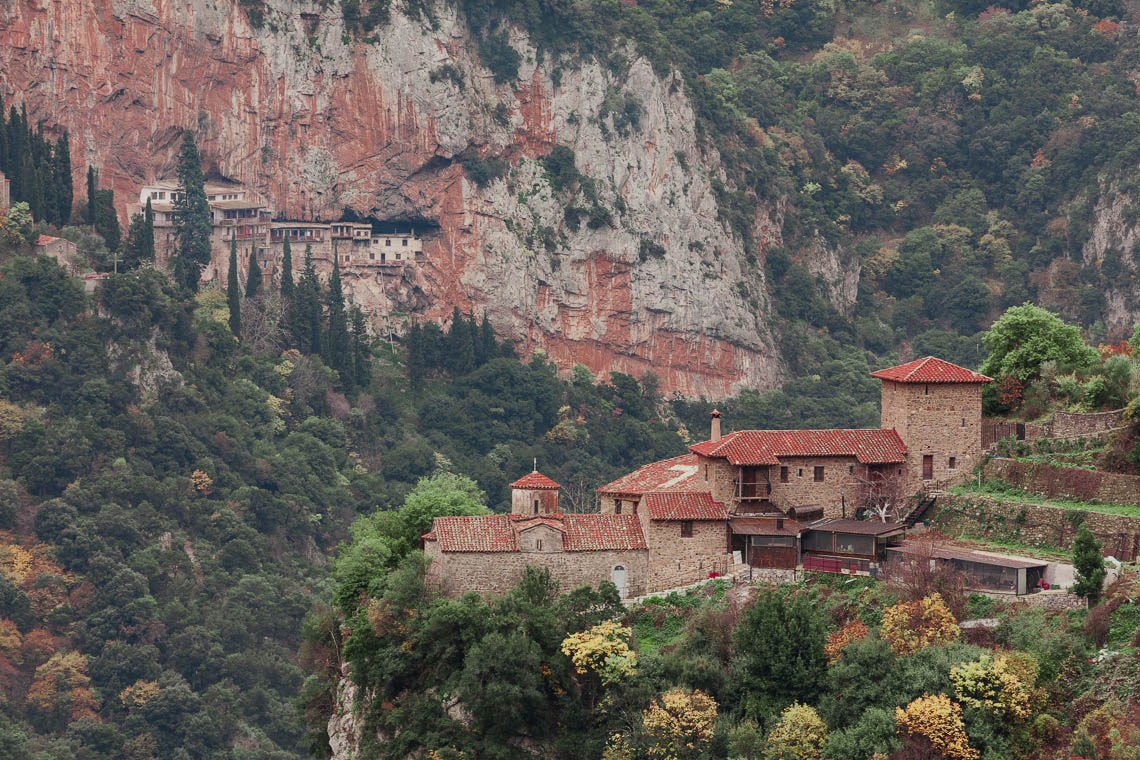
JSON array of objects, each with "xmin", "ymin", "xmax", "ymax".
[{"xmin": 0, "ymin": 0, "xmax": 794, "ymax": 396}]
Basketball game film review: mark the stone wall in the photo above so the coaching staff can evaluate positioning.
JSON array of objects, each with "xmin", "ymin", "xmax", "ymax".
[
  {"xmin": 983, "ymin": 457, "xmax": 1140, "ymax": 506},
  {"xmin": 1050, "ymin": 409, "xmax": 1125, "ymax": 439},
  {"xmin": 511, "ymin": 487, "xmax": 559, "ymax": 515},
  {"xmin": 425, "ymin": 543, "xmax": 649, "ymax": 598},
  {"xmin": 931, "ymin": 493, "xmax": 1140, "ymax": 556},
  {"xmin": 882, "ymin": 380, "xmax": 983, "ymax": 493},
  {"xmin": 764, "ymin": 456, "xmax": 867, "ymax": 519},
  {"xmin": 642, "ymin": 516, "xmax": 730, "ymax": 592}
]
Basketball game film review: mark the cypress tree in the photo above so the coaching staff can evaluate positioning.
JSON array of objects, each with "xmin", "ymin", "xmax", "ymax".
[
  {"xmin": 350, "ymin": 306, "xmax": 371, "ymax": 389},
  {"xmin": 480, "ymin": 313, "xmax": 496, "ymax": 362},
  {"xmin": 245, "ymin": 248, "xmax": 262, "ymax": 299},
  {"xmin": 280, "ymin": 236, "xmax": 294, "ymax": 301},
  {"xmin": 53, "ymin": 132, "xmax": 72, "ymax": 226},
  {"xmin": 86, "ymin": 166, "xmax": 96, "ymax": 225},
  {"xmin": 143, "ymin": 198, "xmax": 155, "ymax": 263},
  {"xmin": 24, "ymin": 153, "xmax": 42, "ymax": 220},
  {"xmin": 406, "ymin": 322, "xmax": 425, "ymax": 392},
  {"xmin": 1072, "ymin": 525, "xmax": 1106, "ymax": 604},
  {"xmin": 227, "ymin": 237, "xmax": 242, "ymax": 338},
  {"xmin": 324, "ymin": 252, "xmax": 352, "ymax": 388},
  {"xmin": 172, "ymin": 130, "xmax": 212, "ymax": 292},
  {"xmin": 93, "ymin": 189, "xmax": 120, "ymax": 253},
  {"xmin": 296, "ymin": 244, "xmax": 322, "ymax": 356},
  {"xmin": 122, "ymin": 212, "xmax": 148, "ymax": 270}
]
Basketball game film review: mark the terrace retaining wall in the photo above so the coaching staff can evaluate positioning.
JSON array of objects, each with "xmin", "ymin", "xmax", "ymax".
[{"xmin": 982, "ymin": 457, "xmax": 1140, "ymax": 506}]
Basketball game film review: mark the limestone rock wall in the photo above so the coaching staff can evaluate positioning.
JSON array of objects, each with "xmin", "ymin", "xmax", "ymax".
[{"xmin": 0, "ymin": 0, "xmax": 794, "ymax": 396}]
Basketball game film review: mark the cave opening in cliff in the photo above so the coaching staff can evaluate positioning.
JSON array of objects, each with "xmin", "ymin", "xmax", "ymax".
[{"xmin": 338, "ymin": 208, "xmax": 441, "ymax": 236}]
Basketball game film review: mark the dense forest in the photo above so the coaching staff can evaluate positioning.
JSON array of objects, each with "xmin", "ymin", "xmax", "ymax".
[
  {"xmin": 358, "ymin": 0, "xmax": 1140, "ymax": 372},
  {"xmin": 6, "ymin": 0, "xmax": 1140, "ymax": 757}
]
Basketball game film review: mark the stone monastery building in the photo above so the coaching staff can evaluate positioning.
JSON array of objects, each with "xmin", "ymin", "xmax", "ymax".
[{"xmin": 423, "ymin": 357, "xmax": 992, "ymax": 598}]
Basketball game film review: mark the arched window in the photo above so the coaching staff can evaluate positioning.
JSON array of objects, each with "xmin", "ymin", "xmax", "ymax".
[{"xmin": 533, "ymin": 499, "xmax": 539, "ymax": 514}]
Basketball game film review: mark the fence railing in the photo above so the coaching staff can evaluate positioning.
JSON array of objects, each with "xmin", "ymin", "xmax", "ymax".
[{"xmin": 802, "ymin": 554, "xmax": 871, "ymax": 575}]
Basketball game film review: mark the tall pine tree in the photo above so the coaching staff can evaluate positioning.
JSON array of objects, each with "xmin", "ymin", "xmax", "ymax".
[
  {"xmin": 172, "ymin": 130, "xmax": 212, "ymax": 292},
  {"xmin": 295, "ymin": 244, "xmax": 322, "ymax": 356},
  {"xmin": 86, "ymin": 166, "xmax": 96, "ymax": 225},
  {"xmin": 245, "ymin": 248, "xmax": 262, "ymax": 299},
  {"xmin": 143, "ymin": 198, "xmax": 155, "ymax": 262},
  {"xmin": 122, "ymin": 212, "xmax": 152, "ymax": 270},
  {"xmin": 350, "ymin": 306, "xmax": 371, "ymax": 389},
  {"xmin": 280, "ymin": 236, "xmax": 294, "ymax": 301},
  {"xmin": 53, "ymin": 132, "xmax": 72, "ymax": 225},
  {"xmin": 324, "ymin": 252, "xmax": 352, "ymax": 389},
  {"xmin": 227, "ymin": 237, "xmax": 242, "ymax": 338}
]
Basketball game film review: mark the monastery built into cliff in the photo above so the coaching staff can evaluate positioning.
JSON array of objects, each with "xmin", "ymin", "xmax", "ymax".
[
  {"xmin": 423, "ymin": 357, "xmax": 994, "ymax": 598},
  {"xmin": 126, "ymin": 179, "xmax": 423, "ymax": 287}
]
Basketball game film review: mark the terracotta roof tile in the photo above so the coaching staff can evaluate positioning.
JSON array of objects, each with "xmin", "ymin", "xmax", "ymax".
[
  {"xmin": 597, "ymin": 453, "xmax": 702, "ymax": 495},
  {"xmin": 870, "ymin": 357, "xmax": 992, "ymax": 384},
  {"xmin": 429, "ymin": 515, "xmax": 518, "ymax": 552},
  {"xmin": 643, "ymin": 491, "xmax": 727, "ymax": 521},
  {"xmin": 563, "ymin": 514, "xmax": 647, "ymax": 551},
  {"xmin": 426, "ymin": 513, "xmax": 646, "ymax": 552},
  {"xmin": 689, "ymin": 429, "xmax": 907, "ymax": 465},
  {"xmin": 509, "ymin": 471, "xmax": 561, "ymax": 490}
]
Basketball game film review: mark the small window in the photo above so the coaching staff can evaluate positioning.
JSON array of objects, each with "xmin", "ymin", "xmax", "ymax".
[
  {"xmin": 615, "ymin": 500, "xmax": 622, "ymax": 515},
  {"xmin": 924, "ymin": 384, "xmax": 929, "ymax": 395},
  {"xmin": 681, "ymin": 521, "xmax": 693, "ymax": 538},
  {"xmin": 961, "ymin": 418, "xmax": 966, "ymax": 427},
  {"xmin": 386, "ymin": 239, "xmax": 391, "ymax": 246},
  {"xmin": 704, "ymin": 464, "xmax": 709, "ymax": 481},
  {"xmin": 780, "ymin": 466, "xmax": 789, "ymax": 483},
  {"xmin": 632, "ymin": 501, "xmax": 638, "ymax": 515},
  {"xmin": 369, "ymin": 252, "xmax": 375, "ymax": 260},
  {"xmin": 403, "ymin": 239, "xmax": 408, "ymax": 246},
  {"xmin": 848, "ymin": 464, "xmax": 854, "ymax": 475},
  {"xmin": 533, "ymin": 499, "xmax": 539, "ymax": 514},
  {"xmin": 797, "ymin": 469, "xmax": 803, "ymax": 477},
  {"xmin": 949, "ymin": 456, "xmax": 957, "ymax": 469},
  {"xmin": 814, "ymin": 466, "xmax": 824, "ymax": 482},
  {"xmin": 536, "ymin": 539, "xmax": 543, "ymax": 551}
]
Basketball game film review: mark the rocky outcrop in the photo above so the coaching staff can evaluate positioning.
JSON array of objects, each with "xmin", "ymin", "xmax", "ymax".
[
  {"xmin": 1082, "ymin": 184, "xmax": 1140, "ymax": 333},
  {"xmin": 0, "ymin": 0, "xmax": 795, "ymax": 396}
]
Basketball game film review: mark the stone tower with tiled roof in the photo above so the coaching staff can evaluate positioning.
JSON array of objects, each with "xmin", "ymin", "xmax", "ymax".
[
  {"xmin": 510, "ymin": 468, "xmax": 561, "ymax": 515},
  {"xmin": 872, "ymin": 357, "xmax": 992, "ymax": 491}
]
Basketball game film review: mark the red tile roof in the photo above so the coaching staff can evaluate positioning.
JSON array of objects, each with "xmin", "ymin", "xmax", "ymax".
[
  {"xmin": 510, "ymin": 471, "xmax": 561, "ymax": 490},
  {"xmin": 424, "ymin": 513, "xmax": 646, "ymax": 552},
  {"xmin": 597, "ymin": 453, "xmax": 703, "ymax": 495},
  {"xmin": 563, "ymin": 514, "xmax": 647, "ymax": 550},
  {"xmin": 35, "ymin": 234, "xmax": 60, "ymax": 245},
  {"xmin": 689, "ymin": 429, "xmax": 907, "ymax": 465},
  {"xmin": 870, "ymin": 357, "xmax": 992, "ymax": 384},
  {"xmin": 428, "ymin": 515, "xmax": 518, "ymax": 552},
  {"xmin": 643, "ymin": 491, "xmax": 727, "ymax": 521}
]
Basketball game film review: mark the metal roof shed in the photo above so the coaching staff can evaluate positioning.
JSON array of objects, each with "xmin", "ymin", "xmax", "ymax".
[{"xmin": 886, "ymin": 545, "xmax": 1048, "ymax": 595}]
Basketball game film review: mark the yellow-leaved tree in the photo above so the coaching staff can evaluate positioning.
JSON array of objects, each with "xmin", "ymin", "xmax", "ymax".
[
  {"xmin": 765, "ymin": 702, "xmax": 828, "ymax": 760},
  {"xmin": 635, "ymin": 688, "xmax": 719, "ymax": 760},
  {"xmin": 824, "ymin": 620, "xmax": 868, "ymax": 664},
  {"xmin": 881, "ymin": 593, "xmax": 960, "ymax": 655},
  {"xmin": 26, "ymin": 651, "xmax": 99, "ymax": 728},
  {"xmin": 560, "ymin": 620, "xmax": 638, "ymax": 685},
  {"xmin": 950, "ymin": 653, "xmax": 1039, "ymax": 722},
  {"xmin": 896, "ymin": 694, "xmax": 978, "ymax": 760}
]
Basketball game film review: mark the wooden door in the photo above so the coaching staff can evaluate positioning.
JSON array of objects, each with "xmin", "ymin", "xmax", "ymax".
[
  {"xmin": 922, "ymin": 455, "xmax": 933, "ymax": 480},
  {"xmin": 750, "ymin": 546, "xmax": 796, "ymax": 569}
]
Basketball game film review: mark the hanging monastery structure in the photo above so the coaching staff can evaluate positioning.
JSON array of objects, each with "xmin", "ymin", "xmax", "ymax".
[
  {"xmin": 423, "ymin": 357, "xmax": 993, "ymax": 598},
  {"xmin": 126, "ymin": 179, "xmax": 423, "ymax": 286}
]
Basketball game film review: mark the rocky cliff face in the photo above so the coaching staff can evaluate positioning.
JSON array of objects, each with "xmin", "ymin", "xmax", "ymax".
[
  {"xmin": 0, "ymin": 0, "xmax": 803, "ymax": 396},
  {"xmin": 1083, "ymin": 185, "xmax": 1140, "ymax": 333}
]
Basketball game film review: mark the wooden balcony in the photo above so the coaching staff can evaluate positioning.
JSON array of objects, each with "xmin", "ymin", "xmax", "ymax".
[{"xmin": 733, "ymin": 480, "xmax": 771, "ymax": 501}]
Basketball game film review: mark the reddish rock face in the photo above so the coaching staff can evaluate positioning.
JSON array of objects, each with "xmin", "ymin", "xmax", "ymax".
[{"xmin": 0, "ymin": 0, "xmax": 786, "ymax": 397}]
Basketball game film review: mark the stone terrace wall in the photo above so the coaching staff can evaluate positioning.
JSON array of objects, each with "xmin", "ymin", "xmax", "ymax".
[
  {"xmin": 983, "ymin": 457, "xmax": 1140, "ymax": 506},
  {"xmin": 426, "ymin": 543, "xmax": 650, "ymax": 598},
  {"xmin": 931, "ymin": 493, "xmax": 1140, "ymax": 556},
  {"xmin": 1051, "ymin": 409, "xmax": 1125, "ymax": 439}
]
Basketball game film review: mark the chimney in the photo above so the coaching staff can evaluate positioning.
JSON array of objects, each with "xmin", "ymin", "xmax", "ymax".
[{"xmin": 710, "ymin": 409, "xmax": 722, "ymax": 442}]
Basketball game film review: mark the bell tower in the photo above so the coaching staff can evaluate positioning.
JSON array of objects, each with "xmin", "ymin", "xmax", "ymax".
[{"xmin": 509, "ymin": 468, "xmax": 562, "ymax": 515}]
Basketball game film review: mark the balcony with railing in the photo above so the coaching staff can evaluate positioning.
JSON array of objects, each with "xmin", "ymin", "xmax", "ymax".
[{"xmin": 733, "ymin": 476, "xmax": 771, "ymax": 502}]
